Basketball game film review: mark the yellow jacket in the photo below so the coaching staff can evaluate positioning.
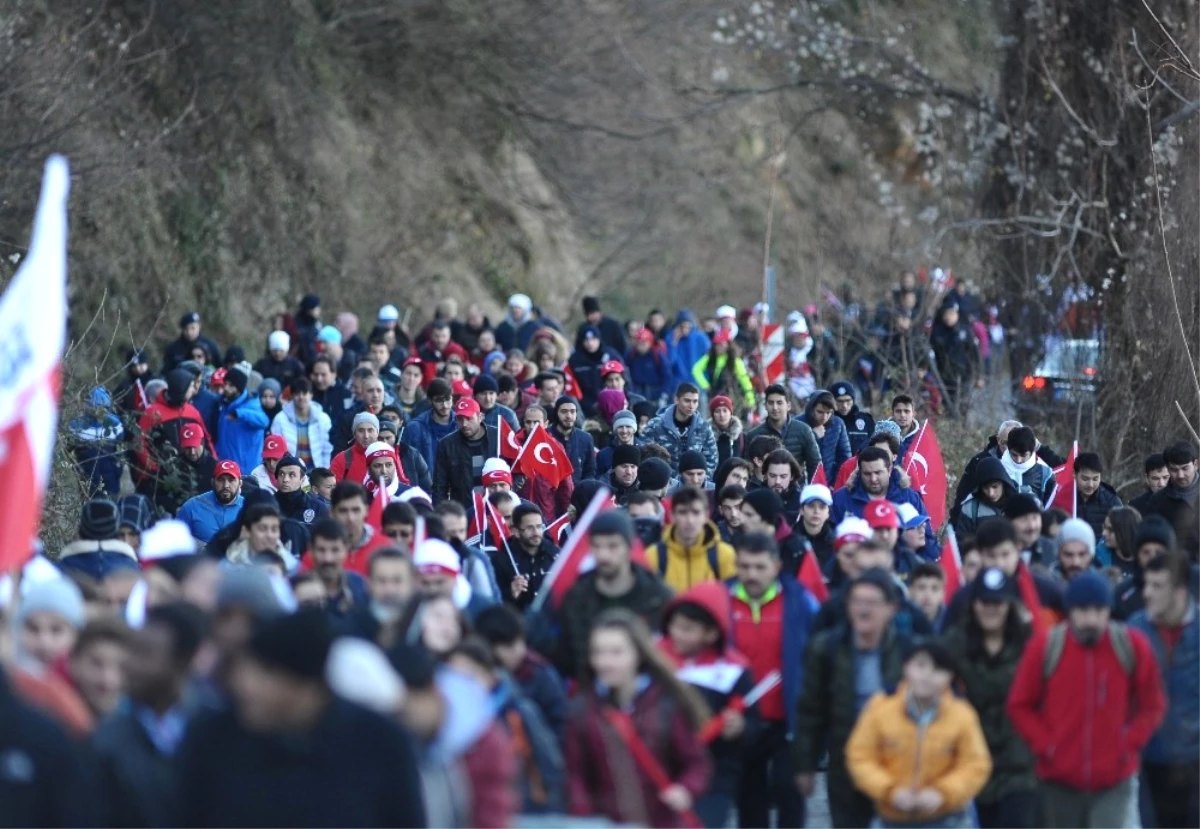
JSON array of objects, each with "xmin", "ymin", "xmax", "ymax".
[
  {"xmin": 644, "ymin": 521, "xmax": 737, "ymax": 592},
  {"xmin": 845, "ymin": 683, "xmax": 992, "ymax": 823}
]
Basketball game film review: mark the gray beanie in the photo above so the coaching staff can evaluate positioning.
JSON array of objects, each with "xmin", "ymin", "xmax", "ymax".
[
  {"xmin": 216, "ymin": 568, "xmax": 284, "ymax": 619},
  {"xmin": 353, "ymin": 412, "xmax": 380, "ymax": 432},
  {"xmin": 1058, "ymin": 518, "xmax": 1096, "ymax": 555},
  {"xmin": 871, "ymin": 420, "xmax": 902, "ymax": 443},
  {"xmin": 612, "ymin": 410, "xmax": 637, "ymax": 431},
  {"xmin": 590, "ymin": 511, "xmax": 634, "ymax": 545},
  {"xmin": 18, "ymin": 578, "xmax": 86, "ymax": 630}
]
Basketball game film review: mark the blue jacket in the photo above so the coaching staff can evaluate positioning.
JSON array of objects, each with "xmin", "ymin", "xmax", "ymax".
[
  {"xmin": 482, "ymin": 403, "xmax": 520, "ymax": 434},
  {"xmin": 550, "ymin": 427, "xmax": 596, "ymax": 482},
  {"xmin": 641, "ymin": 404, "xmax": 719, "ymax": 478},
  {"xmin": 404, "ymin": 409, "xmax": 458, "ymax": 471},
  {"xmin": 831, "ymin": 468, "xmax": 938, "ymax": 558},
  {"xmin": 725, "ymin": 577, "xmax": 820, "ymax": 733},
  {"xmin": 803, "ymin": 394, "xmax": 852, "ymax": 480},
  {"xmin": 215, "ymin": 392, "xmax": 269, "ymax": 472},
  {"xmin": 192, "ymin": 388, "xmax": 223, "ymax": 438},
  {"xmin": 177, "ymin": 491, "xmax": 245, "ymax": 543},
  {"xmin": 624, "ymin": 345, "xmax": 672, "ymax": 404},
  {"xmin": 665, "ymin": 311, "xmax": 713, "ymax": 389},
  {"xmin": 1129, "ymin": 601, "xmax": 1199, "ymax": 765}
]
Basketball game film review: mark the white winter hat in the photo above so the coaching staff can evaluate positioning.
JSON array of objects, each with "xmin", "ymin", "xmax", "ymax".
[
  {"xmin": 715, "ymin": 304, "xmax": 737, "ymax": 319},
  {"xmin": 140, "ymin": 520, "xmax": 198, "ymax": 564},
  {"xmin": 378, "ymin": 304, "xmax": 400, "ymax": 323},
  {"xmin": 508, "ymin": 293, "xmax": 533, "ymax": 312},
  {"xmin": 482, "ymin": 457, "xmax": 512, "ymax": 476},
  {"xmin": 800, "ymin": 484, "xmax": 833, "ymax": 506},
  {"xmin": 267, "ymin": 330, "xmax": 290, "ymax": 352}
]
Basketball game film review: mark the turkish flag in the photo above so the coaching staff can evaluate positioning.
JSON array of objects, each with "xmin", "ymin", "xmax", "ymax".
[
  {"xmin": 513, "ymin": 422, "xmax": 574, "ymax": 488},
  {"xmin": 545, "ymin": 511, "xmax": 572, "ymax": 545},
  {"xmin": 903, "ymin": 421, "xmax": 948, "ymax": 531},
  {"xmin": 796, "ymin": 549, "xmax": 829, "ymax": 603},
  {"xmin": 1050, "ymin": 440, "xmax": 1078, "ymax": 516},
  {"xmin": 561, "ymin": 363, "xmax": 581, "ymax": 400},
  {"xmin": 939, "ymin": 527, "xmax": 964, "ymax": 604},
  {"xmin": 499, "ymin": 419, "xmax": 524, "ymax": 461},
  {"xmin": 532, "ymin": 486, "xmax": 611, "ymax": 611},
  {"xmin": 0, "ymin": 157, "xmax": 69, "ymax": 573},
  {"xmin": 811, "ymin": 462, "xmax": 828, "ymax": 486},
  {"xmin": 833, "ymin": 455, "xmax": 856, "ymax": 491}
]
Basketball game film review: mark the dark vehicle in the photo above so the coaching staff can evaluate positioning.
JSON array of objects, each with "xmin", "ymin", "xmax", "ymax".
[{"xmin": 1015, "ymin": 338, "xmax": 1099, "ymax": 436}]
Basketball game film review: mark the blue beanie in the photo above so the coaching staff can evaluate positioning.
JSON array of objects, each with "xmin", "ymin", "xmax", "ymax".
[
  {"xmin": 872, "ymin": 420, "xmax": 902, "ymax": 443},
  {"xmin": 1064, "ymin": 570, "xmax": 1113, "ymax": 611}
]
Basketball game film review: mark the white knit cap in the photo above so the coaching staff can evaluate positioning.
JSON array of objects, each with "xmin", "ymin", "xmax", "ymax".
[
  {"xmin": 508, "ymin": 293, "xmax": 533, "ymax": 312},
  {"xmin": 482, "ymin": 457, "xmax": 512, "ymax": 476},
  {"xmin": 267, "ymin": 330, "xmax": 290, "ymax": 352},
  {"xmin": 378, "ymin": 304, "xmax": 400, "ymax": 322},
  {"xmin": 715, "ymin": 304, "xmax": 736, "ymax": 319},
  {"xmin": 139, "ymin": 520, "xmax": 198, "ymax": 563}
]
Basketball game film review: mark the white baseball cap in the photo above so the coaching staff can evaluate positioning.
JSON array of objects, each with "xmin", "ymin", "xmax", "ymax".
[
  {"xmin": 378, "ymin": 304, "xmax": 400, "ymax": 322},
  {"xmin": 800, "ymin": 484, "xmax": 833, "ymax": 506}
]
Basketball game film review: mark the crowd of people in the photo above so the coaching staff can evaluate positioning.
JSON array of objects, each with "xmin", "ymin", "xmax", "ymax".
[{"xmin": 10, "ymin": 280, "xmax": 1197, "ymax": 828}]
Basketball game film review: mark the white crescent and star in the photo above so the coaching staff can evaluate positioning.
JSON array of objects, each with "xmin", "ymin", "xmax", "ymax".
[{"xmin": 533, "ymin": 443, "xmax": 556, "ymax": 465}]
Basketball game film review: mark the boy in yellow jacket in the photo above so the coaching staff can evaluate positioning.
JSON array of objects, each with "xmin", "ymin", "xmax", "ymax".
[{"xmin": 845, "ymin": 639, "xmax": 992, "ymax": 828}]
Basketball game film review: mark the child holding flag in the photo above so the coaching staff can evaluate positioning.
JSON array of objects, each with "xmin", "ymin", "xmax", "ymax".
[{"xmin": 658, "ymin": 583, "xmax": 760, "ymax": 828}]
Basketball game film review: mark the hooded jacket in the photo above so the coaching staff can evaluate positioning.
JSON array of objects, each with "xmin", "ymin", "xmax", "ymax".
[
  {"xmin": 269, "ymin": 401, "xmax": 333, "ymax": 469},
  {"xmin": 550, "ymin": 425, "xmax": 597, "ymax": 483},
  {"xmin": 830, "ymin": 468, "xmax": 938, "ymax": 558},
  {"xmin": 645, "ymin": 521, "xmax": 736, "ymax": 593},
  {"xmin": 134, "ymin": 400, "xmax": 211, "ymax": 482},
  {"xmin": 999, "ymin": 450, "xmax": 1057, "ymax": 507},
  {"xmin": 665, "ymin": 310, "xmax": 714, "ymax": 388},
  {"xmin": 215, "ymin": 391, "xmax": 270, "ymax": 474},
  {"xmin": 494, "ymin": 313, "xmax": 544, "ymax": 352},
  {"xmin": 641, "ymin": 405, "xmax": 719, "ymax": 478},
  {"xmin": 845, "ymin": 683, "xmax": 991, "ymax": 823},
  {"xmin": 953, "ymin": 456, "xmax": 1017, "ymax": 537},
  {"xmin": 404, "ymin": 409, "xmax": 459, "ymax": 472},
  {"xmin": 67, "ymin": 387, "xmax": 125, "ymax": 497},
  {"xmin": 1128, "ymin": 600, "xmax": 1200, "ymax": 766},
  {"xmin": 712, "ymin": 415, "xmax": 744, "ymax": 469},
  {"xmin": 1007, "ymin": 623, "xmax": 1166, "ymax": 791},
  {"xmin": 802, "ymin": 392, "xmax": 852, "ymax": 480},
  {"xmin": 829, "ymin": 380, "xmax": 874, "ymax": 455},
  {"xmin": 659, "ymin": 582, "xmax": 758, "ymax": 797}
]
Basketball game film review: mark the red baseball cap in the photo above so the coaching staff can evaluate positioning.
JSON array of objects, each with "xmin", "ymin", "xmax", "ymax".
[
  {"xmin": 451, "ymin": 379, "xmax": 473, "ymax": 398},
  {"xmin": 635, "ymin": 328, "xmax": 656, "ymax": 344},
  {"xmin": 214, "ymin": 460, "xmax": 241, "ymax": 480},
  {"xmin": 865, "ymin": 500, "xmax": 900, "ymax": 530},
  {"xmin": 712, "ymin": 329, "xmax": 733, "ymax": 345},
  {"xmin": 454, "ymin": 397, "xmax": 482, "ymax": 418},
  {"xmin": 600, "ymin": 360, "xmax": 625, "ymax": 377},
  {"xmin": 209, "ymin": 368, "xmax": 227, "ymax": 390},
  {"xmin": 402, "ymin": 356, "xmax": 424, "ymax": 371},
  {"xmin": 262, "ymin": 435, "xmax": 288, "ymax": 460},
  {"xmin": 180, "ymin": 423, "xmax": 204, "ymax": 450}
]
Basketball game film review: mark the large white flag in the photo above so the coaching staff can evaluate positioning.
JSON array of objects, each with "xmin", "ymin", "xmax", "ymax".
[{"xmin": 0, "ymin": 156, "xmax": 69, "ymax": 571}]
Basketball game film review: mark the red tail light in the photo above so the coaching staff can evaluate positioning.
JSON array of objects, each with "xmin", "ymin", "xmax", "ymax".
[
  {"xmin": 1022, "ymin": 376, "xmax": 1047, "ymax": 390},
  {"xmin": 1083, "ymin": 366, "xmax": 1096, "ymax": 376}
]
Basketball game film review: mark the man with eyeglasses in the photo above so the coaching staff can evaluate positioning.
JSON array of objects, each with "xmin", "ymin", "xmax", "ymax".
[
  {"xmin": 513, "ymin": 405, "xmax": 574, "ymax": 521},
  {"xmin": 491, "ymin": 503, "xmax": 559, "ymax": 611}
]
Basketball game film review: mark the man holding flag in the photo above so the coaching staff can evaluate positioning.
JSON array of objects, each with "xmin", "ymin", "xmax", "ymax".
[
  {"xmin": 548, "ymin": 510, "xmax": 671, "ymax": 679},
  {"xmin": 510, "ymin": 406, "xmax": 574, "ymax": 520}
]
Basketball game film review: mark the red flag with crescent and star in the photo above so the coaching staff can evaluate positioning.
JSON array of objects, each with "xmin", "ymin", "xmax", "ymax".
[
  {"xmin": 498, "ymin": 418, "xmax": 523, "ymax": 461},
  {"xmin": 902, "ymin": 421, "xmax": 947, "ymax": 531},
  {"xmin": 513, "ymin": 422, "xmax": 574, "ymax": 488},
  {"xmin": 0, "ymin": 157, "xmax": 69, "ymax": 573}
]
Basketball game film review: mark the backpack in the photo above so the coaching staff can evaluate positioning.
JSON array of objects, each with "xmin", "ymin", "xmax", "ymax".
[
  {"xmin": 1042, "ymin": 621, "xmax": 1135, "ymax": 678},
  {"xmin": 653, "ymin": 540, "xmax": 720, "ymax": 581}
]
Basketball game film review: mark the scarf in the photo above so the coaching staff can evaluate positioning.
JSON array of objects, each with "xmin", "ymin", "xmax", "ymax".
[{"xmin": 1000, "ymin": 449, "xmax": 1037, "ymax": 486}]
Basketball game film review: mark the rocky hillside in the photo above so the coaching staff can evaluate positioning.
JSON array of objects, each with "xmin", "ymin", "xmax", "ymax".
[{"xmin": 0, "ymin": 0, "xmax": 1002, "ymax": 369}]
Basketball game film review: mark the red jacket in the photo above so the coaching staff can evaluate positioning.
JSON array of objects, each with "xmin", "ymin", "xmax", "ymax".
[
  {"xmin": 461, "ymin": 721, "xmax": 517, "ymax": 829},
  {"xmin": 1007, "ymin": 624, "xmax": 1166, "ymax": 791},
  {"xmin": 565, "ymin": 682, "xmax": 710, "ymax": 828},
  {"xmin": 134, "ymin": 401, "xmax": 211, "ymax": 480},
  {"xmin": 519, "ymin": 473, "xmax": 573, "ymax": 524},
  {"xmin": 330, "ymin": 443, "xmax": 368, "ymax": 484}
]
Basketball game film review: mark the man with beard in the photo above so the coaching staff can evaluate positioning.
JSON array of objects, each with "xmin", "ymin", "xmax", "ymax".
[
  {"xmin": 1052, "ymin": 518, "xmax": 1097, "ymax": 582},
  {"xmin": 151, "ymin": 422, "xmax": 218, "ymax": 516},
  {"xmin": 1008, "ymin": 571, "xmax": 1166, "ymax": 828},
  {"xmin": 550, "ymin": 396, "xmax": 596, "ymax": 482},
  {"xmin": 273, "ymin": 455, "xmax": 329, "ymax": 527},
  {"xmin": 764, "ymin": 449, "xmax": 804, "ymax": 527},
  {"xmin": 434, "ymin": 397, "xmax": 498, "ymax": 509},
  {"xmin": 342, "ymin": 548, "xmax": 418, "ymax": 646},
  {"xmin": 831, "ymin": 447, "xmax": 937, "ymax": 559},
  {"xmin": 492, "ymin": 503, "xmax": 560, "ymax": 611},
  {"xmin": 308, "ymin": 518, "xmax": 370, "ymax": 619},
  {"xmin": 608, "ymin": 444, "xmax": 641, "ymax": 505},
  {"xmin": 177, "ymin": 460, "xmax": 245, "ymax": 543},
  {"xmin": 363, "ymin": 442, "xmax": 412, "ymax": 503}
]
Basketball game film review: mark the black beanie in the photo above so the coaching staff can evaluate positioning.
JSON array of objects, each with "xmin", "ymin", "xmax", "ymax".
[
  {"xmin": 165, "ymin": 369, "xmax": 194, "ymax": 407},
  {"xmin": 1135, "ymin": 516, "xmax": 1176, "ymax": 552},
  {"xmin": 612, "ymin": 445, "xmax": 641, "ymax": 468},
  {"xmin": 582, "ymin": 296, "xmax": 601, "ymax": 315},
  {"xmin": 79, "ymin": 498, "xmax": 120, "ymax": 541},
  {"xmin": 225, "ymin": 368, "xmax": 249, "ymax": 394},
  {"xmin": 1003, "ymin": 493, "xmax": 1042, "ymax": 520},
  {"xmin": 638, "ymin": 458, "xmax": 672, "ymax": 492},
  {"xmin": 742, "ymin": 488, "xmax": 783, "ymax": 526},
  {"xmin": 590, "ymin": 510, "xmax": 634, "ymax": 545},
  {"xmin": 679, "ymin": 450, "xmax": 706, "ymax": 474},
  {"xmin": 247, "ymin": 609, "xmax": 333, "ymax": 681},
  {"xmin": 275, "ymin": 454, "xmax": 305, "ymax": 475},
  {"xmin": 300, "ymin": 293, "xmax": 321, "ymax": 312}
]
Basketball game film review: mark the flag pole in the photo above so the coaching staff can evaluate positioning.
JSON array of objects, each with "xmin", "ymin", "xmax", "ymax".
[{"xmin": 530, "ymin": 486, "xmax": 611, "ymax": 613}]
